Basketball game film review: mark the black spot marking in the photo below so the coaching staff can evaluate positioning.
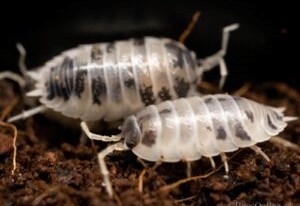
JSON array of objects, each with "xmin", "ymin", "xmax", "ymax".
[
  {"xmin": 206, "ymin": 126, "xmax": 212, "ymax": 131},
  {"xmin": 217, "ymin": 126, "xmax": 227, "ymax": 140},
  {"xmin": 64, "ymin": 58, "xmax": 74, "ymax": 89},
  {"xmin": 272, "ymin": 111, "xmax": 283, "ymax": 121},
  {"xmin": 159, "ymin": 108, "xmax": 172, "ymax": 115},
  {"xmin": 53, "ymin": 66, "xmax": 63, "ymax": 98},
  {"xmin": 165, "ymin": 41, "xmax": 185, "ymax": 68},
  {"xmin": 235, "ymin": 122, "xmax": 251, "ymax": 140},
  {"xmin": 46, "ymin": 57, "xmax": 74, "ymax": 101},
  {"xmin": 158, "ymin": 87, "xmax": 172, "ymax": 101},
  {"xmin": 124, "ymin": 78, "xmax": 135, "ymax": 88},
  {"xmin": 133, "ymin": 38, "xmax": 145, "ymax": 45},
  {"xmin": 267, "ymin": 115, "xmax": 277, "ymax": 130},
  {"xmin": 212, "ymin": 118, "xmax": 227, "ymax": 140},
  {"xmin": 142, "ymin": 130, "xmax": 157, "ymax": 147},
  {"xmin": 204, "ymin": 97, "xmax": 213, "ymax": 104},
  {"xmin": 218, "ymin": 97, "xmax": 226, "ymax": 102},
  {"xmin": 245, "ymin": 110, "xmax": 254, "ymax": 122},
  {"xmin": 111, "ymin": 75, "xmax": 122, "ymax": 101},
  {"xmin": 91, "ymin": 46, "xmax": 103, "ymax": 61},
  {"xmin": 60, "ymin": 87, "xmax": 69, "ymax": 101},
  {"xmin": 106, "ymin": 42, "xmax": 115, "ymax": 53},
  {"xmin": 233, "ymin": 96, "xmax": 243, "ymax": 102},
  {"xmin": 92, "ymin": 76, "xmax": 106, "ymax": 105},
  {"xmin": 60, "ymin": 57, "xmax": 74, "ymax": 101},
  {"xmin": 47, "ymin": 66, "xmax": 63, "ymax": 100},
  {"xmin": 140, "ymin": 85, "xmax": 156, "ymax": 105},
  {"xmin": 74, "ymin": 69, "xmax": 87, "ymax": 98},
  {"xmin": 46, "ymin": 68, "xmax": 56, "ymax": 100},
  {"xmin": 174, "ymin": 77, "xmax": 190, "ymax": 97}
]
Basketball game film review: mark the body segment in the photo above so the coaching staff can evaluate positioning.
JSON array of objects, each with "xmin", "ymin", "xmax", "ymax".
[
  {"xmin": 7, "ymin": 24, "xmax": 239, "ymax": 123},
  {"xmin": 32, "ymin": 37, "xmax": 198, "ymax": 121},
  {"xmin": 80, "ymin": 94, "xmax": 295, "ymax": 197},
  {"xmin": 123, "ymin": 94, "xmax": 291, "ymax": 161}
]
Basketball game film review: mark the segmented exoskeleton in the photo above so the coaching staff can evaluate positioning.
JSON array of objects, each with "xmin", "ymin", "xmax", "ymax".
[
  {"xmin": 7, "ymin": 24, "xmax": 239, "ymax": 122},
  {"xmin": 80, "ymin": 94, "xmax": 297, "ymax": 196}
]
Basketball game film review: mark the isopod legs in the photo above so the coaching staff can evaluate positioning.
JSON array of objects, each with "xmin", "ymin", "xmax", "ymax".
[
  {"xmin": 220, "ymin": 153, "xmax": 229, "ymax": 175},
  {"xmin": 80, "ymin": 121, "xmax": 122, "ymax": 142},
  {"xmin": 208, "ymin": 157, "xmax": 216, "ymax": 170},
  {"xmin": 198, "ymin": 23, "xmax": 239, "ymax": 89},
  {"xmin": 186, "ymin": 161, "xmax": 192, "ymax": 177},
  {"xmin": 250, "ymin": 145, "xmax": 270, "ymax": 162},
  {"xmin": 81, "ymin": 122, "xmax": 126, "ymax": 197},
  {"xmin": 218, "ymin": 58, "xmax": 227, "ymax": 89},
  {"xmin": 7, "ymin": 105, "xmax": 47, "ymax": 122},
  {"xmin": 97, "ymin": 142, "xmax": 127, "ymax": 197},
  {"xmin": 218, "ymin": 24, "xmax": 240, "ymax": 89}
]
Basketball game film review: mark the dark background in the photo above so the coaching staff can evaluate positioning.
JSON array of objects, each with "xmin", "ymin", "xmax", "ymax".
[{"xmin": 0, "ymin": 0, "xmax": 296, "ymax": 90}]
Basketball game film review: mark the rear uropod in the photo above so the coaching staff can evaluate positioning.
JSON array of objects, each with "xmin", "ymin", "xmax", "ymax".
[
  {"xmin": 7, "ymin": 24, "xmax": 239, "ymax": 122},
  {"xmin": 80, "ymin": 94, "xmax": 296, "ymax": 197}
]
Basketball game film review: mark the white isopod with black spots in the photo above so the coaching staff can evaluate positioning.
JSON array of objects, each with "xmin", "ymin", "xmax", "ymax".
[
  {"xmin": 7, "ymin": 24, "xmax": 239, "ymax": 122},
  {"xmin": 80, "ymin": 94, "xmax": 296, "ymax": 197}
]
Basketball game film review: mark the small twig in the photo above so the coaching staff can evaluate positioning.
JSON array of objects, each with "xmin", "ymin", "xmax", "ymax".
[
  {"xmin": 261, "ymin": 82, "xmax": 300, "ymax": 102},
  {"xmin": 174, "ymin": 195, "xmax": 197, "ymax": 203},
  {"xmin": 159, "ymin": 150, "xmax": 243, "ymax": 193},
  {"xmin": 0, "ymin": 121, "xmax": 18, "ymax": 174},
  {"xmin": 138, "ymin": 168, "xmax": 147, "ymax": 193},
  {"xmin": 159, "ymin": 168, "xmax": 217, "ymax": 193},
  {"xmin": 32, "ymin": 186, "xmax": 60, "ymax": 206},
  {"xmin": 233, "ymin": 82, "xmax": 251, "ymax": 96},
  {"xmin": 179, "ymin": 11, "xmax": 201, "ymax": 44},
  {"xmin": 113, "ymin": 190, "xmax": 123, "ymax": 206},
  {"xmin": 198, "ymin": 81, "xmax": 221, "ymax": 94},
  {"xmin": 0, "ymin": 98, "xmax": 19, "ymax": 121}
]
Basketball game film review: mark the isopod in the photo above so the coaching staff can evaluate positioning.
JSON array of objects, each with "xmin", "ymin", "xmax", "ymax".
[
  {"xmin": 7, "ymin": 24, "xmax": 239, "ymax": 122},
  {"xmin": 80, "ymin": 94, "xmax": 296, "ymax": 196}
]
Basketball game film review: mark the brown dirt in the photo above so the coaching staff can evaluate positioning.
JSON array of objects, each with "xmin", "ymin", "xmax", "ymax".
[{"xmin": 0, "ymin": 80, "xmax": 299, "ymax": 206}]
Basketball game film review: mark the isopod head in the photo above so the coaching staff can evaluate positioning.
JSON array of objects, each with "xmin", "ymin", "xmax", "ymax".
[{"xmin": 121, "ymin": 116, "xmax": 141, "ymax": 149}]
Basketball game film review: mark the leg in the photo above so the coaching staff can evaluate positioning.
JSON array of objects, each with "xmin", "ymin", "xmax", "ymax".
[
  {"xmin": 197, "ymin": 24, "xmax": 239, "ymax": 89},
  {"xmin": 138, "ymin": 160, "xmax": 162, "ymax": 193},
  {"xmin": 218, "ymin": 58, "xmax": 227, "ymax": 89},
  {"xmin": 152, "ymin": 160, "xmax": 162, "ymax": 171},
  {"xmin": 220, "ymin": 153, "xmax": 229, "ymax": 178},
  {"xmin": 7, "ymin": 105, "xmax": 47, "ymax": 122},
  {"xmin": 97, "ymin": 142, "xmax": 127, "ymax": 197},
  {"xmin": 221, "ymin": 24, "xmax": 240, "ymax": 56},
  {"xmin": 137, "ymin": 157, "xmax": 148, "ymax": 168},
  {"xmin": 208, "ymin": 157, "xmax": 216, "ymax": 170},
  {"xmin": 186, "ymin": 161, "xmax": 192, "ymax": 177},
  {"xmin": 80, "ymin": 121, "xmax": 121, "ymax": 142},
  {"xmin": 218, "ymin": 24, "xmax": 239, "ymax": 89},
  {"xmin": 250, "ymin": 145, "xmax": 270, "ymax": 162}
]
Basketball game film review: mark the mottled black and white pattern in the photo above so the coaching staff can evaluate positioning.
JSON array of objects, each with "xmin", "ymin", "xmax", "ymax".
[
  {"xmin": 28, "ymin": 37, "xmax": 198, "ymax": 121},
  {"xmin": 119, "ymin": 94, "xmax": 291, "ymax": 162}
]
